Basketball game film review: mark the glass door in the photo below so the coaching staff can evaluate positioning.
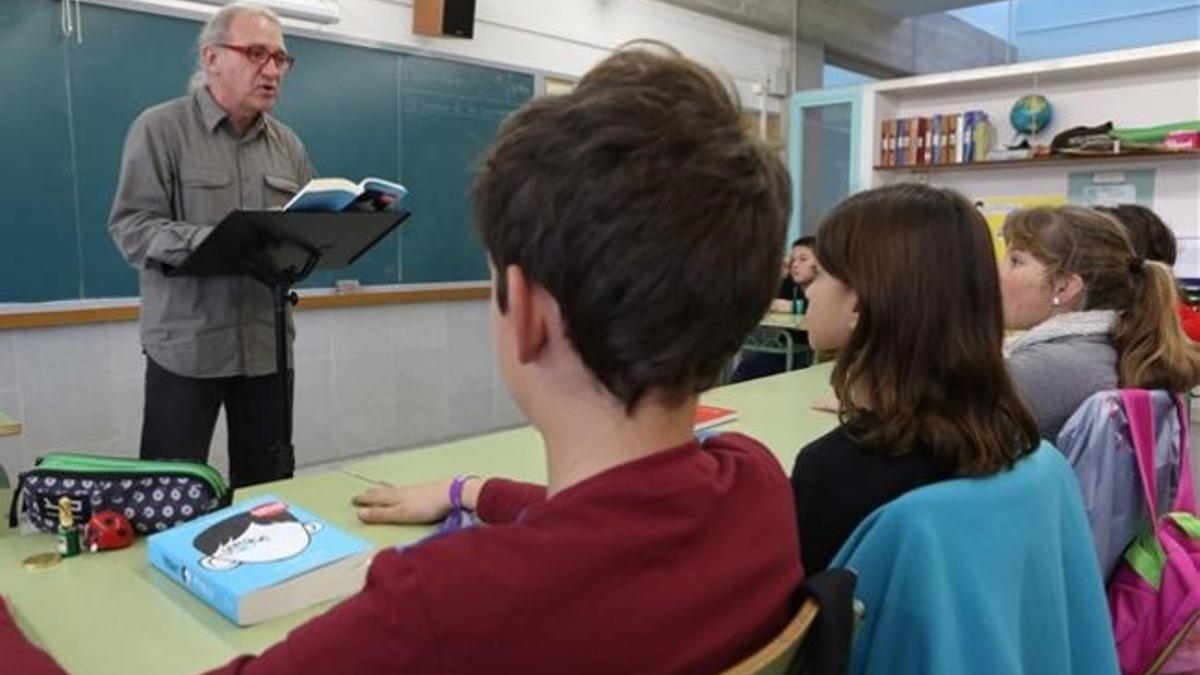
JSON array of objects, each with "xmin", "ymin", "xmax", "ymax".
[{"xmin": 788, "ymin": 86, "xmax": 862, "ymax": 242}]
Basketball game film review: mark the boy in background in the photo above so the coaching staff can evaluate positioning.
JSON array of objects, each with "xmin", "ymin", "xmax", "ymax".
[{"xmin": 771, "ymin": 236, "xmax": 818, "ymax": 314}]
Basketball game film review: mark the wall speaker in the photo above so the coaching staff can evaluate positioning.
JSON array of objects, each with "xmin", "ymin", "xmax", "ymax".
[{"xmin": 413, "ymin": 0, "xmax": 476, "ymax": 39}]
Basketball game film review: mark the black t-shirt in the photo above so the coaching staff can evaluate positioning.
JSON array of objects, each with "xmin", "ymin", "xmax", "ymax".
[
  {"xmin": 777, "ymin": 278, "xmax": 806, "ymax": 313},
  {"xmin": 790, "ymin": 424, "xmax": 949, "ymax": 574}
]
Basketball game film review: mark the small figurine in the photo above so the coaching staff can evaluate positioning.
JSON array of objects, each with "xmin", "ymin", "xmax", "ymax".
[
  {"xmin": 84, "ymin": 511, "xmax": 135, "ymax": 553},
  {"xmin": 56, "ymin": 496, "xmax": 81, "ymax": 558}
]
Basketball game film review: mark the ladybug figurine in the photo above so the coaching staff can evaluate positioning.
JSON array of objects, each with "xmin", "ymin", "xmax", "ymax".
[{"xmin": 83, "ymin": 511, "xmax": 135, "ymax": 552}]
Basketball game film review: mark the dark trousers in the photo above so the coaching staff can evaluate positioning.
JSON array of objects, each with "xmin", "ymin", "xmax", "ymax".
[{"xmin": 140, "ymin": 357, "xmax": 294, "ymax": 489}]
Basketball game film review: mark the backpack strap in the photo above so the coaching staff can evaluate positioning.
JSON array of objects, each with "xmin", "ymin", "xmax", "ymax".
[
  {"xmin": 1121, "ymin": 389, "xmax": 1163, "ymax": 527},
  {"xmin": 1121, "ymin": 389, "xmax": 1198, "ymax": 524},
  {"xmin": 1170, "ymin": 392, "xmax": 1196, "ymax": 514}
]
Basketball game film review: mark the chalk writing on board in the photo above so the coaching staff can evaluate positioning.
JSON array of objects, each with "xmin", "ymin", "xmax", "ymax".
[{"xmin": 403, "ymin": 94, "xmax": 516, "ymax": 121}]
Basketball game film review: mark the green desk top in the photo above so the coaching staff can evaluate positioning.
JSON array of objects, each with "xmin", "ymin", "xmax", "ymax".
[
  {"xmin": 0, "ymin": 471, "xmax": 437, "ymax": 675},
  {"xmin": 342, "ymin": 362, "xmax": 838, "ymax": 484},
  {"xmin": 0, "ymin": 364, "xmax": 838, "ymax": 674}
]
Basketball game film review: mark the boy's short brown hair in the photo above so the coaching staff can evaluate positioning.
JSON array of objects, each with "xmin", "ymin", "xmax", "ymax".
[{"xmin": 473, "ymin": 45, "xmax": 790, "ymax": 410}]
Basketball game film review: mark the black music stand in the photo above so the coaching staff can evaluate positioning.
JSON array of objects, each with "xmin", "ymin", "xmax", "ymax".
[{"xmin": 166, "ymin": 209, "xmax": 409, "ymax": 481}]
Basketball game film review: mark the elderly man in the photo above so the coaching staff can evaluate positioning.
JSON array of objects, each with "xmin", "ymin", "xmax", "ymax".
[{"xmin": 109, "ymin": 2, "xmax": 313, "ymax": 488}]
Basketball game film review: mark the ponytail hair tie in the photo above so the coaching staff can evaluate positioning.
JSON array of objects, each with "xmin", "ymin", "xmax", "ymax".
[{"xmin": 1130, "ymin": 257, "xmax": 1145, "ymax": 274}]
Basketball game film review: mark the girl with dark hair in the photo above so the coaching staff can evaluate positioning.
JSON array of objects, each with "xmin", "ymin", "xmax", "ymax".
[
  {"xmin": 791, "ymin": 183, "xmax": 1040, "ymax": 573},
  {"xmin": 1097, "ymin": 203, "xmax": 1200, "ymax": 342}
]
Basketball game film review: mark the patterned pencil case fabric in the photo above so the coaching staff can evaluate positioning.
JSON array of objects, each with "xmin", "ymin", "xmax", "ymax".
[{"xmin": 8, "ymin": 453, "xmax": 231, "ymax": 535}]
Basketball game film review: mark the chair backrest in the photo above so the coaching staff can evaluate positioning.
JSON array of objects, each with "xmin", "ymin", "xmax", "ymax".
[
  {"xmin": 829, "ymin": 443, "xmax": 1119, "ymax": 675},
  {"xmin": 1056, "ymin": 389, "xmax": 1187, "ymax": 578},
  {"xmin": 719, "ymin": 598, "xmax": 818, "ymax": 675}
]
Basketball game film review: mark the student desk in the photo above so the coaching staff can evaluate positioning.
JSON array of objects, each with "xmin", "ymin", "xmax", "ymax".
[
  {"xmin": 0, "ymin": 364, "xmax": 837, "ymax": 674},
  {"xmin": 759, "ymin": 311, "xmax": 807, "ymax": 332},
  {"xmin": 0, "ymin": 471, "xmax": 438, "ymax": 675},
  {"xmin": 342, "ymin": 362, "xmax": 839, "ymax": 485},
  {"xmin": 732, "ymin": 313, "xmax": 810, "ymax": 376}
]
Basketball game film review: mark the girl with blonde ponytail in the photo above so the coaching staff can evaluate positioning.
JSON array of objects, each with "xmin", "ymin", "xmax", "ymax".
[{"xmin": 999, "ymin": 205, "xmax": 1200, "ymax": 439}]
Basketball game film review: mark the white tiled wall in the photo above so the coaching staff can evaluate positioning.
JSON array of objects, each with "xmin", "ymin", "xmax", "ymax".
[{"xmin": 0, "ymin": 300, "xmax": 525, "ymax": 483}]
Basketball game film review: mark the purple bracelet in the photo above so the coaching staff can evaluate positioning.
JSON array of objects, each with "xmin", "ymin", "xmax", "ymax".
[
  {"xmin": 449, "ymin": 474, "xmax": 478, "ymax": 511},
  {"xmin": 430, "ymin": 475, "xmax": 480, "ymax": 537}
]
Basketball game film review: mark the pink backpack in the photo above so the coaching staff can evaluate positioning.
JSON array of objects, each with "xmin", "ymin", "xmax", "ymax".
[{"xmin": 1109, "ymin": 389, "xmax": 1200, "ymax": 674}]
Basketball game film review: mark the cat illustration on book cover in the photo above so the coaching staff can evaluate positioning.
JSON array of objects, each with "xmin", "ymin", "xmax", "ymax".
[{"xmin": 192, "ymin": 501, "xmax": 322, "ymax": 571}]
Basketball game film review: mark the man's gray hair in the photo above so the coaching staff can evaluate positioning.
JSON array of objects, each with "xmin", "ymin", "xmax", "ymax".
[{"xmin": 188, "ymin": 3, "xmax": 283, "ymax": 93}]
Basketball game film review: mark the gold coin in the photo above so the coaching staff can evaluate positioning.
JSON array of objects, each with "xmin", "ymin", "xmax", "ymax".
[{"xmin": 22, "ymin": 552, "xmax": 62, "ymax": 571}]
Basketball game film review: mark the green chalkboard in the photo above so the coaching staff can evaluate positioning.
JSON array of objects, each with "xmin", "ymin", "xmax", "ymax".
[
  {"xmin": 400, "ymin": 56, "xmax": 533, "ymax": 282},
  {"xmin": 0, "ymin": 1, "xmax": 79, "ymax": 301},
  {"xmin": 0, "ymin": 3, "xmax": 533, "ymax": 302},
  {"xmin": 69, "ymin": 5, "xmax": 200, "ymax": 298}
]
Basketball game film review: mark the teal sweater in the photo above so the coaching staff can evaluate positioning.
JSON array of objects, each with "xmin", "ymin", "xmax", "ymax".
[{"xmin": 831, "ymin": 443, "xmax": 1118, "ymax": 674}]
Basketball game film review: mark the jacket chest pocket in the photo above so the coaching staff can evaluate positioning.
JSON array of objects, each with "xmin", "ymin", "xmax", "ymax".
[
  {"xmin": 179, "ymin": 166, "xmax": 234, "ymax": 225},
  {"xmin": 263, "ymin": 174, "xmax": 302, "ymax": 209}
]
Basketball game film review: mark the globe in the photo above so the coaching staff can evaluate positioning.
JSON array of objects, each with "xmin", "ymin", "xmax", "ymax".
[{"xmin": 1010, "ymin": 94, "xmax": 1053, "ymax": 136}]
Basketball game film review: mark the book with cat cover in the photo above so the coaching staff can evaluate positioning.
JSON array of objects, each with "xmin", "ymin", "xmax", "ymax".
[{"xmin": 147, "ymin": 495, "xmax": 373, "ymax": 626}]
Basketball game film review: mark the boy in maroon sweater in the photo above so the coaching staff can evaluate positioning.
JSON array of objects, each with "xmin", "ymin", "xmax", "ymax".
[{"xmin": 1, "ymin": 43, "xmax": 798, "ymax": 674}]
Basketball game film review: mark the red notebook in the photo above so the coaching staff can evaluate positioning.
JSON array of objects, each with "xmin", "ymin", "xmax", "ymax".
[{"xmin": 694, "ymin": 404, "xmax": 738, "ymax": 432}]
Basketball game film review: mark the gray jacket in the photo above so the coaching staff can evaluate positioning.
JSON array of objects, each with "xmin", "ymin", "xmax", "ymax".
[
  {"xmin": 109, "ymin": 87, "xmax": 313, "ymax": 378},
  {"xmin": 1006, "ymin": 312, "xmax": 1120, "ymax": 440},
  {"xmin": 1056, "ymin": 389, "xmax": 1184, "ymax": 579}
]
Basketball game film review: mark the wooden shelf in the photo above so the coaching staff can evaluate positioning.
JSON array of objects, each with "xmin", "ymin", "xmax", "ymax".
[{"xmin": 874, "ymin": 151, "xmax": 1200, "ymax": 173}]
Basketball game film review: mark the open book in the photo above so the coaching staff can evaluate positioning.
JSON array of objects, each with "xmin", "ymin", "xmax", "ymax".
[
  {"xmin": 284, "ymin": 177, "xmax": 408, "ymax": 212},
  {"xmin": 147, "ymin": 495, "xmax": 372, "ymax": 626}
]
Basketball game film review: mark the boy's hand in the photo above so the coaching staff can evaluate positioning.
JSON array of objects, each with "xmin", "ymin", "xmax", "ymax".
[{"xmin": 353, "ymin": 480, "xmax": 455, "ymax": 524}]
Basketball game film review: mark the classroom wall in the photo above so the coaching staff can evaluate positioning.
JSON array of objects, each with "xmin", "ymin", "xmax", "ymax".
[
  {"xmin": 0, "ymin": 299, "xmax": 521, "ymax": 483},
  {"xmin": 99, "ymin": 0, "xmax": 792, "ymax": 109},
  {"xmin": 0, "ymin": 0, "xmax": 789, "ymax": 481}
]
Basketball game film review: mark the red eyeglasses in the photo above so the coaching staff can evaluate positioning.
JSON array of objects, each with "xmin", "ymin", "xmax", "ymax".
[{"xmin": 218, "ymin": 43, "xmax": 295, "ymax": 72}]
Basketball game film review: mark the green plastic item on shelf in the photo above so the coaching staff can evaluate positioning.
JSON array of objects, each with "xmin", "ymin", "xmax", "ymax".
[{"xmin": 1110, "ymin": 120, "xmax": 1200, "ymax": 144}]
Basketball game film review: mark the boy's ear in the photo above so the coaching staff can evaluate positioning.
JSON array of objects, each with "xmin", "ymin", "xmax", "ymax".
[{"xmin": 505, "ymin": 265, "xmax": 548, "ymax": 364}]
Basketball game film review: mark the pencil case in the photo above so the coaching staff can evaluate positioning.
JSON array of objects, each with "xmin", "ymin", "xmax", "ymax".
[{"xmin": 7, "ymin": 453, "xmax": 232, "ymax": 535}]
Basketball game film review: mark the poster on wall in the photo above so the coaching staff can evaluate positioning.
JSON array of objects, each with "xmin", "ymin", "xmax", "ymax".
[
  {"xmin": 1067, "ymin": 169, "xmax": 1156, "ymax": 207},
  {"xmin": 975, "ymin": 194, "xmax": 1068, "ymax": 259}
]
